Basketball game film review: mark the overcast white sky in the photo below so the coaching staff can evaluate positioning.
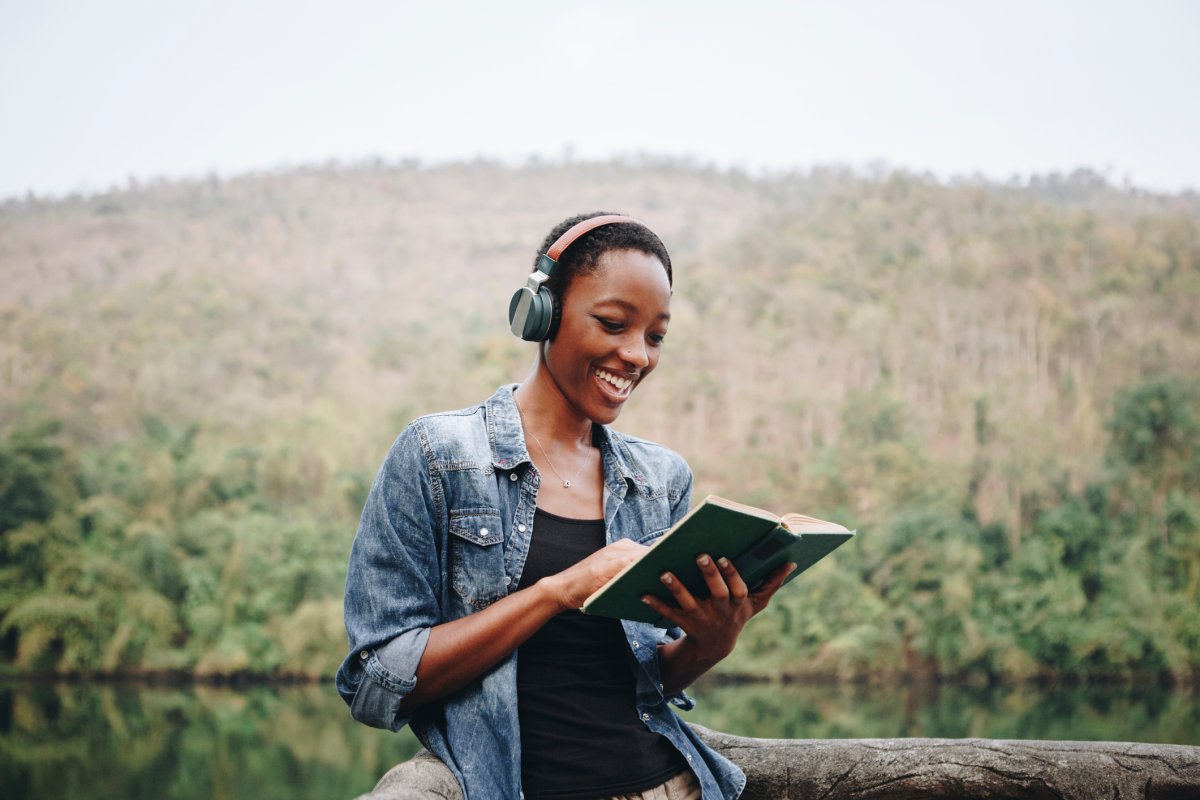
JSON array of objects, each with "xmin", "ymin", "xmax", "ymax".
[{"xmin": 1, "ymin": 0, "xmax": 1198, "ymax": 199}]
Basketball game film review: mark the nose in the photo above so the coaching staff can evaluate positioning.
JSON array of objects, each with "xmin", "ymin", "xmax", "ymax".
[{"xmin": 619, "ymin": 336, "xmax": 650, "ymax": 369}]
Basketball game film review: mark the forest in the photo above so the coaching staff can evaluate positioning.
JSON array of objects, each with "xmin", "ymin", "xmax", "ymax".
[{"xmin": 1, "ymin": 159, "xmax": 1198, "ymax": 684}]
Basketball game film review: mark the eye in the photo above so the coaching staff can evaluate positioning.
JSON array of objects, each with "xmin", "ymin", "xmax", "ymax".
[
  {"xmin": 595, "ymin": 317, "xmax": 623, "ymax": 332},
  {"xmin": 649, "ymin": 331, "xmax": 666, "ymax": 345}
]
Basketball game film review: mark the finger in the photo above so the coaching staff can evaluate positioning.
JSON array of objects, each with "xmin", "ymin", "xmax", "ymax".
[
  {"xmin": 695, "ymin": 554, "xmax": 729, "ymax": 601},
  {"xmin": 659, "ymin": 571, "xmax": 698, "ymax": 612},
  {"xmin": 715, "ymin": 556, "xmax": 749, "ymax": 601},
  {"xmin": 641, "ymin": 593, "xmax": 681, "ymax": 626},
  {"xmin": 604, "ymin": 541, "xmax": 648, "ymax": 565},
  {"xmin": 600, "ymin": 541, "xmax": 646, "ymax": 572},
  {"xmin": 594, "ymin": 552, "xmax": 642, "ymax": 585},
  {"xmin": 752, "ymin": 561, "xmax": 797, "ymax": 601}
]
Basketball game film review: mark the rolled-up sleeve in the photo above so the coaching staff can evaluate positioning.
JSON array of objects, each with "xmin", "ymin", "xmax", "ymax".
[{"xmin": 336, "ymin": 423, "xmax": 443, "ymax": 731}]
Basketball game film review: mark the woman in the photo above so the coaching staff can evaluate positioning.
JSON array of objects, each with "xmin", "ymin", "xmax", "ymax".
[{"xmin": 337, "ymin": 212, "xmax": 794, "ymax": 800}]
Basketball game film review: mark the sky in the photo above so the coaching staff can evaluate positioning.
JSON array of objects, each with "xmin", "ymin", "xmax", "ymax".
[{"xmin": 1, "ymin": 0, "xmax": 1198, "ymax": 200}]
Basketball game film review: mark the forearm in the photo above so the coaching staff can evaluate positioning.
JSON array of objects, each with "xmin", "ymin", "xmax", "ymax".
[
  {"xmin": 657, "ymin": 635, "xmax": 730, "ymax": 696},
  {"xmin": 394, "ymin": 537, "xmax": 647, "ymax": 709},
  {"xmin": 402, "ymin": 578, "xmax": 564, "ymax": 708}
]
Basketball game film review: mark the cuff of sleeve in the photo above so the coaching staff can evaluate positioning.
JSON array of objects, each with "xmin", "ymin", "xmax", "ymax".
[
  {"xmin": 655, "ymin": 626, "xmax": 695, "ymax": 710},
  {"xmin": 667, "ymin": 689, "xmax": 695, "ymax": 711},
  {"xmin": 349, "ymin": 627, "xmax": 430, "ymax": 731}
]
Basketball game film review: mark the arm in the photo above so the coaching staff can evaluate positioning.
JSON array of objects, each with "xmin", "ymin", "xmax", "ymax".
[
  {"xmin": 652, "ymin": 554, "xmax": 795, "ymax": 696},
  {"xmin": 403, "ymin": 538, "xmax": 647, "ymax": 707},
  {"xmin": 338, "ymin": 425, "xmax": 444, "ymax": 729}
]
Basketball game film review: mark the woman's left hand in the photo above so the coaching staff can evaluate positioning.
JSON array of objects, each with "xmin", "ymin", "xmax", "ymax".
[{"xmin": 642, "ymin": 554, "xmax": 795, "ymax": 665}]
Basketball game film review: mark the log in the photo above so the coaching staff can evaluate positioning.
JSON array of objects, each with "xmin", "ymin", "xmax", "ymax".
[
  {"xmin": 358, "ymin": 727, "xmax": 1200, "ymax": 799},
  {"xmin": 693, "ymin": 726, "xmax": 1200, "ymax": 800}
]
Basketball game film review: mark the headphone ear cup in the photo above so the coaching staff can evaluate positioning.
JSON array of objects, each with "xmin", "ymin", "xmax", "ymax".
[
  {"xmin": 545, "ymin": 288, "xmax": 562, "ymax": 341},
  {"xmin": 509, "ymin": 287, "xmax": 529, "ymax": 337},
  {"xmin": 509, "ymin": 285, "xmax": 555, "ymax": 341}
]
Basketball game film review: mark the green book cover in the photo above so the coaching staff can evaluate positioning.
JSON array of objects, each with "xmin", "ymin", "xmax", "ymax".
[{"xmin": 581, "ymin": 495, "xmax": 855, "ymax": 624}]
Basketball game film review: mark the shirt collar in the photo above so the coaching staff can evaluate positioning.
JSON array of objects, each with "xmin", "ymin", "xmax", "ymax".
[
  {"xmin": 485, "ymin": 384, "xmax": 640, "ymax": 490},
  {"xmin": 485, "ymin": 384, "xmax": 530, "ymax": 471}
]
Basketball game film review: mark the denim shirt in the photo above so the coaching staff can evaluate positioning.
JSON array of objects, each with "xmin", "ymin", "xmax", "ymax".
[{"xmin": 337, "ymin": 385, "xmax": 746, "ymax": 800}]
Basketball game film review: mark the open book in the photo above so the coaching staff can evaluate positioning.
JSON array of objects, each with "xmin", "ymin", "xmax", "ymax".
[{"xmin": 581, "ymin": 495, "xmax": 854, "ymax": 624}]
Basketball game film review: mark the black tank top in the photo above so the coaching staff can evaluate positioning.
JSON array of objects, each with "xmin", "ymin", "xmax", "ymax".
[{"xmin": 516, "ymin": 508, "xmax": 686, "ymax": 800}]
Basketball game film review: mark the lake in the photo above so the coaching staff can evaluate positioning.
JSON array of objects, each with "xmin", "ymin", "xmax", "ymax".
[{"xmin": 2, "ymin": 679, "xmax": 1196, "ymax": 799}]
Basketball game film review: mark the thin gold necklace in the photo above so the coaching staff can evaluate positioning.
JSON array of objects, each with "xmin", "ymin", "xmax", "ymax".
[{"xmin": 516, "ymin": 401, "xmax": 590, "ymax": 489}]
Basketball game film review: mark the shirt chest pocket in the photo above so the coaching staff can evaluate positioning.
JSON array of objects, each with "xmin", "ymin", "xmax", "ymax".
[
  {"xmin": 622, "ymin": 495, "xmax": 674, "ymax": 545},
  {"xmin": 447, "ymin": 509, "xmax": 508, "ymax": 610}
]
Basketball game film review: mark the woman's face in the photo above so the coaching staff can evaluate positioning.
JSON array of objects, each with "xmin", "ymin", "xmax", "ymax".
[{"xmin": 543, "ymin": 248, "xmax": 671, "ymax": 425}]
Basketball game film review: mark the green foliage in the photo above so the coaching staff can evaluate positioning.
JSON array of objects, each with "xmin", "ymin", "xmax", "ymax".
[
  {"xmin": 1108, "ymin": 379, "xmax": 1200, "ymax": 477},
  {"xmin": 0, "ymin": 420, "xmax": 351, "ymax": 677},
  {"xmin": 0, "ymin": 422, "xmax": 76, "ymax": 537}
]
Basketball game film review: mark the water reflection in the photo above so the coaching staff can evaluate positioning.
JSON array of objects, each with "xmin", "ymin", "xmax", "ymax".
[
  {"xmin": 0, "ymin": 682, "xmax": 422, "ymax": 800},
  {"xmin": 1, "ymin": 680, "xmax": 1196, "ymax": 800},
  {"xmin": 684, "ymin": 681, "xmax": 1200, "ymax": 744}
]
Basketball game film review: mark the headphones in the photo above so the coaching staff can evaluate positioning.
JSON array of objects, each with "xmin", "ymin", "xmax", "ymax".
[{"xmin": 508, "ymin": 214, "xmax": 642, "ymax": 342}]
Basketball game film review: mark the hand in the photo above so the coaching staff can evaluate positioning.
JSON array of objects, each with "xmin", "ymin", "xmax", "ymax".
[
  {"xmin": 538, "ymin": 539, "xmax": 649, "ymax": 612},
  {"xmin": 643, "ymin": 555, "xmax": 795, "ymax": 664}
]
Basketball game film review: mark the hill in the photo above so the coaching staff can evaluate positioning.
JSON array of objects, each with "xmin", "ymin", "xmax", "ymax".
[{"xmin": 1, "ymin": 160, "xmax": 1198, "ymax": 681}]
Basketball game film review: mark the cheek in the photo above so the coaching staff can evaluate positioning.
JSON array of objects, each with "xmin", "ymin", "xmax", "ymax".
[
  {"xmin": 643, "ymin": 349, "xmax": 662, "ymax": 376},
  {"xmin": 543, "ymin": 336, "xmax": 594, "ymax": 380}
]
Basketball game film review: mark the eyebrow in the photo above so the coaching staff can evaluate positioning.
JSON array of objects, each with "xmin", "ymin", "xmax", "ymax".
[{"xmin": 595, "ymin": 298, "xmax": 671, "ymax": 322}]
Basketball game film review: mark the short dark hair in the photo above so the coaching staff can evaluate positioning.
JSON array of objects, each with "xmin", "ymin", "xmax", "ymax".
[{"xmin": 535, "ymin": 211, "xmax": 672, "ymax": 303}]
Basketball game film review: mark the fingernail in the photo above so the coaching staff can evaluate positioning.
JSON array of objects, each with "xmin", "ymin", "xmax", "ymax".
[
  {"xmin": 787, "ymin": 562, "xmax": 798, "ymax": 573},
  {"xmin": 641, "ymin": 596, "xmax": 653, "ymax": 604},
  {"xmin": 697, "ymin": 555, "xmax": 710, "ymax": 566},
  {"xmin": 717, "ymin": 557, "xmax": 730, "ymax": 568},
  {"xmin": 660, "ymin": 573, "xmax": 673, "ymax": 585}
]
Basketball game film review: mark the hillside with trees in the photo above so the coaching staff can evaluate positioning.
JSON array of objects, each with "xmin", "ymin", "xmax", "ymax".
[{"xmin": 1, "ymin": 160, "xmax": 1197, "ymax": 683}]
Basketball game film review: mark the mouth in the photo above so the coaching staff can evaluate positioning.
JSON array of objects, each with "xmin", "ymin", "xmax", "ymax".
[{"xmin": 593, "ymin": 367, "xmax": 638, "ymax": 400}]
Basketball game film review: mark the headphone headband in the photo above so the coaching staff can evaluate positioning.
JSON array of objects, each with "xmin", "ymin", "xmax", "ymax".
[
  {"xmin": 543, "ymin": 214, "xmax": 642, "ymax": 265},
  {"xmin": 510, "ymin": 213, "xmax": 653, "ymax": 341}
]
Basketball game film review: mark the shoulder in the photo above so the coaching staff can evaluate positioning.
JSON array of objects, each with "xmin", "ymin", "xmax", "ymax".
[
  {"xmin": 388, "ymin": 399, "xmax": 492, "ymax": 468},
  {"xmin": 612, "ymin": 430, "xmax": 690, "ymax": 471},
  {"xmin": 608, "ymin": 430, "xmax": 693, "ymax": 495}
]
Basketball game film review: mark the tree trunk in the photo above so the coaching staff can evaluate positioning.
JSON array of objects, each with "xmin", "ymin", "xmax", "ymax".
[{"xmin": 693, "ymin": 726, "xmax": 1200, "ymax": 800}]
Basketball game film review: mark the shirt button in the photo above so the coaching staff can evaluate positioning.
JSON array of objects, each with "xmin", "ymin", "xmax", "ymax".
[
  {"xmin": 631, "ymin": 641, "xmax": 639, "ymax": 648},
  {"xmin": 641, "ymin": 712, "xmax": 650, "ymax": 721},
  {"xmin": 479, "ymin": 527, "xmax": 488, "ymax": 537},
  {"xmin": 686, "ymin": 754, "xmax": 693, "ymax": 763},
  {"xmin": 509, "ymin": 473, "xmax": 518, "ymax": 481},
  {"xmin": 359, "ymin": 651, "xmax": 368, "ymax": 660},
  {"xmin": 517, "ymin": 524, "xmax": 527, "ymax": 532},
  {"xmin": 503, "ymin": 576, "xmax": 512, "ymax": 586}
]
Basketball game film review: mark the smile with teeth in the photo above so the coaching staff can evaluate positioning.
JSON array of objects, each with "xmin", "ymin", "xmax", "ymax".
[{"xmin": 594, "ymin": 368, "xmax": 635, "ymax": 394}]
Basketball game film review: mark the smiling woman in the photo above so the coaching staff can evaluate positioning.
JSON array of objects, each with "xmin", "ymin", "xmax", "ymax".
[{"xmin": 336, "ymin": 213, "xmax": 794, "ymax": 800}]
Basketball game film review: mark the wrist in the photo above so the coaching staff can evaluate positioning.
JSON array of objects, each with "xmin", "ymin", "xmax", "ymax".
[
  {"xmin": 675, "ymin": 634, "xmax": 730, "ymax": 668},
  {"xmin": 533, "ymin": 574, "xmax": 572, "ymax": 614}
]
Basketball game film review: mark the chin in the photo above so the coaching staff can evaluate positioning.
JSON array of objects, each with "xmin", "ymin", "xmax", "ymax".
[
  {"xmin": 581, "ymin": 403, "xmax": 621, "ymax": 426},
  {"xmin": 577, "ymin": 394, "xmax": 627, "ymax": 426}
]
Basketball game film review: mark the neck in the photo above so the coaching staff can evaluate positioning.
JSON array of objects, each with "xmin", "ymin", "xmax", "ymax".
[{"xmin": 513, "ymin": 364, "xmax": 594, "ymax": 448}]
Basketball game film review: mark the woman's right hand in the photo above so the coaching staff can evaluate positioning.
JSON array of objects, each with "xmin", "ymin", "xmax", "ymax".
[{"xmin": 538, "ymin": 539, "xmax": 649, "ymax": 611}]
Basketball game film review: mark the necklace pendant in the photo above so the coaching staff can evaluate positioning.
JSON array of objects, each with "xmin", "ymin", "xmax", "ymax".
[{"xmin": 563, "ymin": 480, "xmax": 572, "ymax": 488}]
